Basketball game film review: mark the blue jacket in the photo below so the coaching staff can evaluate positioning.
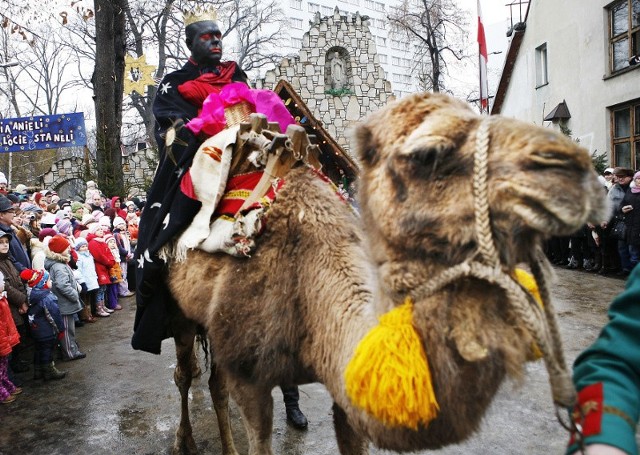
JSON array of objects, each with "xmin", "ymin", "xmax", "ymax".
[
  {"xmin": 75, "ymin": 250, "xmax": 99, "ymax": 291},
  {"xmin": 27, "ymin": 287, "xmax": 63, "ymax": 341}
]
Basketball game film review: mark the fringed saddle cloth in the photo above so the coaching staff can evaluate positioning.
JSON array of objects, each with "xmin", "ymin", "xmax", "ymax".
[{"xmin": 166, "ymin": 114, "xmax": 318, "ymax": 261}]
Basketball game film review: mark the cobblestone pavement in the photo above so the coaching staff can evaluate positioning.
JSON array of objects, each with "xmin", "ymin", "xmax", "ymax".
[{"xmin": 0, "ymin": 268, "xmax": 630, "ymax": 455}]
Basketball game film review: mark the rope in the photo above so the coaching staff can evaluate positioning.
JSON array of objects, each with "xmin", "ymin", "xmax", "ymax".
[{"xmin": 410, "ymin": 117, "xmax": 575, "ymax": 409}]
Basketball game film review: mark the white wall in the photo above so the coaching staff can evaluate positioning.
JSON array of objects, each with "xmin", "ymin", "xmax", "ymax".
[{"xmin": 499, "ymin": 0, "xmax": 640, "ymax": 159}]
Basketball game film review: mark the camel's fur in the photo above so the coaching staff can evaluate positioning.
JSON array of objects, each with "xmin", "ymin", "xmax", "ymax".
[{"xmin": 166, "ymin": 92, "xmax": 608, "ymax": 454}]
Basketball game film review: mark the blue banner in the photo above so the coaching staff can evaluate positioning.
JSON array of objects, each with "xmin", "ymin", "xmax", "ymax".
[{"xmin": 0, "ymin": 112, "xmax": 87, "ymax": 153}]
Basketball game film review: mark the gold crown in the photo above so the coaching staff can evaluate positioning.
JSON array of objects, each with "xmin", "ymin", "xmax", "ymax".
[{"xmin": 183, "ymin": 8, "xmax": 218, "ymax": 26}]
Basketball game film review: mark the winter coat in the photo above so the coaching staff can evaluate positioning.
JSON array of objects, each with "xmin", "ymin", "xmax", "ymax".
[
  {"xmin": 76, "ymin": 250, "xmax": 99, "ymax": 291},
  {"xmin": 44, "ymin": 250, "xmax": 83, "ymax": 316},
  {"xmin": 621, "ymin": 191, "xmax": 640, "ymax": 247},
  {"xmin": 87, "ymin": 233, "xmax": 116, "ymax": 286},
  {"xmin": 0, "ymin": 223, "xmax": 31, "ymax": 272},
  {"xmin": 27, "ymin": 288, "xmax": 63, "ymax": 341},
  {"xmin": 0, "ymin": 295, "xmax": 20, "ymax": 356},
  {"xmin": 0, "ymin": 252, "xmax": 27, "ymax": 327},
  {"xmin": 30, "ymin": 238, "xmax": 47, "ymax": 270}
]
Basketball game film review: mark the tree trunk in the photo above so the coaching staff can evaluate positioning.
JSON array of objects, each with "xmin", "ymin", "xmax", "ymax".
[{"xmin": 93, "ymin": 0, "xmax": 127, "ymax": 197}]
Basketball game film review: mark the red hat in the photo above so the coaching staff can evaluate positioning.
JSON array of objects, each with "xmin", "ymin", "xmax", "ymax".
[
  {"xmin": 20, "ymin": 268, "xmax": 50, "ymax": 289},
  {"xmin": 48, "ymin": 235, "xmax": 70, "ymax": 254}
]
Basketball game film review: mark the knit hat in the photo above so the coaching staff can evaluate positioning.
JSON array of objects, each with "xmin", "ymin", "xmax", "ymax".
[
  {"xmin": 81, "ymin": 214, "xmax": 96, "ymax": 226},
  {"xmin": 14, "ymin": 183, "xmax": 27, "ymax": 194},
  {"xmin": 103, "ymin": 233, "xmax": 115, "ymax": 243},
  {"xmin": 91, "ymin": 210, "xmax": 104, "ymax": 220},
  {"xmin": 74, "ymin": 237, "xmax": 88, "ymax": 250},
  {"xmin": 113, "ymin": 216, "xmax": 127, "ymax": 229},
  {"xmin": 99, "ymin": 215, "xmax": 112, "ymax": 229},
  {"xmin": 0, "ymin": 173, "xmax": 7, "ymax": 185},
  {"xmin": 48, "ymin": 235, "xmax": 71, "ymax": 254},
  {"xmin": 38, "ymin": 227, "xmax": 57, "ymax": 242},
  {"xmin": 20, "ymin": 268, "xmax": 50, "ymax": 289},
  {"xmin": 56, "ymin": 219, "xmax": 72, "ymax": 235},
  {"xmin": 88, "ymin": 223, "xmax": 103, "ymax": 235}
]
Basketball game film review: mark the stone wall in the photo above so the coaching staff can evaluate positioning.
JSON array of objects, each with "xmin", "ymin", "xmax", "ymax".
[{"xmin": 255, "ymin": 8, "xmax": 394, "ymax": 155}]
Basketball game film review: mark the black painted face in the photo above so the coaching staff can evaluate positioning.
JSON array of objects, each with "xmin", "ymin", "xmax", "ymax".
[{"xmin": 186, "ymin": 21, "xmax": 223, "ymax": 67}]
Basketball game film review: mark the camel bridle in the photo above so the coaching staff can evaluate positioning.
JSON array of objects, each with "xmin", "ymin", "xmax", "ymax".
[{"xmin": 407, "ymin": 118, "xmax": 580, "ymax": 432}]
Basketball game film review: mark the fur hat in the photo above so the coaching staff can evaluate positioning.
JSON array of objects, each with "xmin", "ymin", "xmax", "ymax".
[
  {"xmin": 48, "ymin": 235, "xmax": 70, "ymax": 254},
  {"xmin": 74, "ymin": 237, "xmax": 88, "ymax": 250},
  {"xmin": 38, "ymin": 227, "xmax": 57, "ymax": 242},
  {"xmin": 20, "ymin": 268, "xmax": 50, "ymax": 289},
  {"xmin": 113, "ymin": 216, "xmax": 127, "ymax": 229}
]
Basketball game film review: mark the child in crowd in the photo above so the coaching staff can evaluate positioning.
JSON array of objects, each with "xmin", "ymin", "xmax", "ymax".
[
  {"xmin": 0, "ymin": 270, "xmax": 21, "ymax": 403},
  {"xmin": 112, "ymin": 217, "xmax": 133, "ymax": 297},
  {"xmin": 20, "ymin": 269, "xmax": 66, "ymax": 381},
  {"xmin": 86, "ymin": 224, "xmax": 115, "ymax": 316},
  {"xmin": 74, "ymin": 238, "xmax": 102, "ymax": 318},
  {"xmin": 103, "ymin": 234, "xmax": 123, "ymax": 311},
  {"xmin": 44, "ymin": 235, "xmax": 85, "ymax": 361}
]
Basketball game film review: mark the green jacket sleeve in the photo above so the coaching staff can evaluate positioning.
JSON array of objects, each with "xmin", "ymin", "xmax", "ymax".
[{"xmin": 567, "ymin": 265, "xmax": 640, "ymax": 455}]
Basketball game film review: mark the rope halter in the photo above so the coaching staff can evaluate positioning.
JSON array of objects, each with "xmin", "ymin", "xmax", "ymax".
[{"xmin": 409, "ymin": 117, "xmax": 577, "ymax": 409}]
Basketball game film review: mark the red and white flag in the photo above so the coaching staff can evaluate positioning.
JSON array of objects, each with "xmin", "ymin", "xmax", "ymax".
[{"xmin": 477, "ymin": 0, "xmax": 489, "ymax": 113}]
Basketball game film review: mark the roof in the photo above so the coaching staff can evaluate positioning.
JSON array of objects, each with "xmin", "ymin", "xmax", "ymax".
[
  {"xmin": 273, "ymin": 79, "xmax": 359, "ymax": 186},
  {"xmin": 543, "ymin": 100, "xmax": 571, "ymax": 121},
  {"xmin": 490, "ymin": 2, "xmax": 531, "ymax": 115}
]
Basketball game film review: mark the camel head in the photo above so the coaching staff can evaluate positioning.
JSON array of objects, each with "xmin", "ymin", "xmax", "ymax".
[{"xmin": 354, "ymin": 92, "xmax": 608, "ymax": 271}]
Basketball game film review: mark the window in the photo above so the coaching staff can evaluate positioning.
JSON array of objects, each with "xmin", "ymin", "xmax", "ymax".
[
  {"xmin": 612, "ymin": 100, "xmax": 640, "ymax": 168},
  {"xmin": 376, "ymin": 36, "xmax": 386, "ymax": 47},
  {"xmin": 608, "ymin": 0, "xmax": 640, "ymax": 72},
  {"xmin": 535, "ymin": 43, "xmax": 548, "ymax": 87},
  {"xmin": 291, "ymin": 37, "xmax": 303, "ymax": 48},
  {"xmin": 291, "ymin": 18, "xmax": 303, "ymax": 29},
  {"xmin": 378, "ymin": 53, "xmax": 387, "ymax": 63},
  {"xmin": 392, "ymin": 56, "xmax": 401, "ymax": 65},
  {"xmin": 308, "ymin": 2, "xmax": 320, "ymax": 12},
  {"xmin": 321, "ymin": 5, "xmax": 333, "ymax": 15},
  {"xmin": 392, "ymin": 73, "xmax": 402, "ymax": 82},
  {"xmin": 364, "ymin": 0, "xmax": 374, "ymax": 9},
  {"xmin": 290, "ymin": 0, "xmax": 302, "ymax": 9}
]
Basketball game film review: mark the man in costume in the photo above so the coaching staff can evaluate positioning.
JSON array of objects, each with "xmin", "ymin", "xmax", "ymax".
[{"xmin": 132, "ymin": 11, "xmax": 308, "ymax": 430}]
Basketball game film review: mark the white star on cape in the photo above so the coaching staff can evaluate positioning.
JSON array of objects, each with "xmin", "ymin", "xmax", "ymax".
[
  {"xmin": 162, "ymin": 213, "xmax": 170, "ymax": 230},
  {"xmin": 159, "ymin": 82, "xmax": 172, "ymax": 94}
]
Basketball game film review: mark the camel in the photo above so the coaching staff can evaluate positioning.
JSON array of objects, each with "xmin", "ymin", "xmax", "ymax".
[{"xmin": 165, "ymin": 92, "xmax": 608, "ymax": 455}]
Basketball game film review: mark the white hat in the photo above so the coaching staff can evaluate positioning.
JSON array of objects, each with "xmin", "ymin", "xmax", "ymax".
[
  {"xmin": 14, "ymin": 184, "xmax": 27, "ymax": 194},
  {"xmin": 604, "ymin": 167, "xmax": 614, "ymax": 175},
  {"xmin": 81, "ymin": 214, "xmax": 96, "ymax": 226},
  {"xmin": 40, "ymin": 212, "xmax": 57, "ymax": 226},
  {"xmin": 113, "ymin": 216, "xmax": 127, "ymax": 229},
  {"xmin": 98, "ymin": 215, "xmax": 112, "ymax": 228},
  {"xmin": 0, "ymin": 173, "xmax": 7, "ymax": 185}
]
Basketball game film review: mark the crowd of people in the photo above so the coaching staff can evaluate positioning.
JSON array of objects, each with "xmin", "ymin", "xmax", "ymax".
[
  {"xmin": 546, "ymin": 166, "xmax": 640, "ymax": 279},
  {"xmin": 0, "ymin": 176, "xmax": 142, "ymax": 403}
]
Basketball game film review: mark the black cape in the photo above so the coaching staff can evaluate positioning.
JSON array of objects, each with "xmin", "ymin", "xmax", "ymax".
[{"xmin": 132, "ymin": 60, "xmax": 247, "ymax": 354}]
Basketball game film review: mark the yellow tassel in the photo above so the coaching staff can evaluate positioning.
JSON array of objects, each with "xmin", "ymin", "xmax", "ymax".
[
  {"xmin": 513, "ymin": 268, "xmax": 544, "ymax": 360},
  {"xmin": 344, "ymin": 297, "xmax": 439, "ymax": 430}
]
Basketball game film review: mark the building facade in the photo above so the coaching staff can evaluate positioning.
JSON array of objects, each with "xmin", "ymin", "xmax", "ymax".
[
  {"xmin": 492, "ymin": 0, "xmax": 640, "ymax": 168},
  {"xmin": 256, "ymin": 9, "xmax": 395, "ymax": 154},
  {"xmin": 280, "ymin": 0, "xmax": 416, "ymax": 98}
]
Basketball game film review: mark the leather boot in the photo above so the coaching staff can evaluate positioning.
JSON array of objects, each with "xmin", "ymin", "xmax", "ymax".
[
  {"xmin": 43, "ymin": 362, "xmax": 66, "ymax": 381},
  {"xmin": 282, "ymin": 386, "xmax": 308, "ymax": 430}
]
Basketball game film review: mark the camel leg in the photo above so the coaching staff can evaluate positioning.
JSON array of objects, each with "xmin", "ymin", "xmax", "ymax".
[
  {"xmin": 207, "ymin": 354, "xmax": 239, "ymax": 455},
  {"xmin": 172, "ymin": 319, "xmax": 199, "ymax": 455},
  {"xmin": 229, "ymin": 379, "xmax": 275, "ymax": 455},
  {"xmin": 333, "ymin": 403, "xmax": 369, "ymax": 455}
]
